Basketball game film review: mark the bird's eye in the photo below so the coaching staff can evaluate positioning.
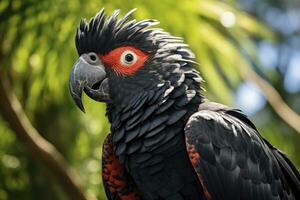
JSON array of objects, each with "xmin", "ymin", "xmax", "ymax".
[
  {"xmin": 120, "ymin": 51, "xmax": 138, "ymax": 66},
  {"xmin": 90, "ymin": 54, "xmax": 97, "ymax": 61},
  {"xmin": 87, "ymin": 52, "xmax": 98, "ymax": 64}
]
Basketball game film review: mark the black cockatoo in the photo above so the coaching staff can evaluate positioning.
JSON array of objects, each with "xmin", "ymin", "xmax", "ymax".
[{"xmin": 69, "ymin": 9, "xmax": 300, "ymax": 200}]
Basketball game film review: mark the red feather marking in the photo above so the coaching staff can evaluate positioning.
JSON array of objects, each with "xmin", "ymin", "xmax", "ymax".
[
  {"xmin": 187, "ymin": 144, "xmax": 200, "ymax": 167},
  {"xmin": 102, "ymin": 134, "xmax": 141, "ymax": 199},
  {"xmin": 102, "ymin": 138, "xmax": 126, "ymax": 192},
  {"xmin": 186, "ymin": 141, "xmax": 212, "ymax": 200},
  {"xmin": 197, "ymin": 172, "xmax": 212, "ymax": 200},
  {"xmin": 120, "ymin": 193, "xmax": 140, "ymax": 200},
  {"xmin": 99, "ymin": 46, "xmax": 149, "ymax": 75}
]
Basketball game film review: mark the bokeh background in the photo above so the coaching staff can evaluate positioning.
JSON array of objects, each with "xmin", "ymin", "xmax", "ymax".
[{"xmin": 0, "ymin": 0, "xmax": 300, "ymax": 199}]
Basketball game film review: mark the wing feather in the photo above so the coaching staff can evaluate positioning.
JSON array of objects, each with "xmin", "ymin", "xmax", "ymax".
[{"xmin": 185, "ymin": 102, "xmax": 300, "ymax": 200}]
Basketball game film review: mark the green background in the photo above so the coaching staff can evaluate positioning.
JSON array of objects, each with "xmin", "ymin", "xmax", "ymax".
[{"xmin": 0, "ymin": 0, "xmax": 299, "ymax": 199}]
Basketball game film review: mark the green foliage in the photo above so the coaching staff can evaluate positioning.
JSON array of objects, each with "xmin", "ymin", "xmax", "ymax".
[{"xmin": 0, "ymin": 0, "xmax": 299, "ymax": 199}]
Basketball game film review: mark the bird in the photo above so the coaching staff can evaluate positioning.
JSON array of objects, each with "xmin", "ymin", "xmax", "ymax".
[{"xmin": 69, "ymin": 9, "xmax": 300, "ymax": 200}]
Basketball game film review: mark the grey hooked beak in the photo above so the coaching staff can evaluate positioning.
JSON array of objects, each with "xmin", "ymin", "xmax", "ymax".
[{"xmin": 69, "ymin": 52, "xmax": 110, "ymax": 112}]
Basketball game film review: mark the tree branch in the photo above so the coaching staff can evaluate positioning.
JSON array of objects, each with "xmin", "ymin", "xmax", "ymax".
[
  {"xmin": 241, "ymin": 67, "xmax": 300, "ymax": 135},
  {"xmin": 0, "ymin": 71, "xmax": 91, "ymax": 200}
]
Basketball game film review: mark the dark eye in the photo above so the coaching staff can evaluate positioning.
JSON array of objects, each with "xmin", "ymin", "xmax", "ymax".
[
  {"xmin": 120, "ymin": 50, "xmax": 138, "ymax": 66},
  {"xmin": 88, "ymin": 52, "xmax": 98, "ymax": 63},
  {"xmin": 125, "ymin": 53, "xmax": 134, "ymax": 62},
  {"xmin": 90, "ymin": 54, "xmax": 97, "ymax": 61}
]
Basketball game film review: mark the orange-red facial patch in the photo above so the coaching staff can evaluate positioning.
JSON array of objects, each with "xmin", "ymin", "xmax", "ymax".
[{"xmin": 99, "ymin": 46, "xmax": 149, "ymax": 75}]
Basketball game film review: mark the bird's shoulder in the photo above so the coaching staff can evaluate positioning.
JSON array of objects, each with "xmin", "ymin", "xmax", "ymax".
[{"xmin": 184, "ymin": 101, "xmax": 299, "ymax": 200}]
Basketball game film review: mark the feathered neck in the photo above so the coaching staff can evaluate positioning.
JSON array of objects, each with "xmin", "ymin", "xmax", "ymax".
[{"xmin": 106, "ymin": 71, "xmax": 203, "ymax": 162}]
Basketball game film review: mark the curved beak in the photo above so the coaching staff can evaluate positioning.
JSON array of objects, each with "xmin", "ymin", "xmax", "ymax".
[{"xmin": 69, "ymin": 54, "xmax": 110, "ymax": 112}]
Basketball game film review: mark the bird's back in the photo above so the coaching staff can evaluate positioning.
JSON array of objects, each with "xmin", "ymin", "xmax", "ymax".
[{"xmin": 184, "ymin": 101, "xmax": 300, "ymax": 200}]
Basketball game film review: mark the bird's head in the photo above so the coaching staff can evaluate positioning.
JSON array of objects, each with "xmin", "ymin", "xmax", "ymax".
[{"xmin": 69, "ymin": 9, "xmax": 202, "ymax": 112}]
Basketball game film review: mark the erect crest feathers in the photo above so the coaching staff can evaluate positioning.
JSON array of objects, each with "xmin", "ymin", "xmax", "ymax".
[{"xmin": 75, "ymin": 8, "xmax": 159, "ymax": 55}]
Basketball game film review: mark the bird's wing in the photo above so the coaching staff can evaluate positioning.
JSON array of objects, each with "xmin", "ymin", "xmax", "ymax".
[
  {"xmin": 184, "ymin": 102, "xmax": 300, "ymax": 200},
  {"xmin": 102, "ymin": 133, "xmax": 142, "ymax": 200}
]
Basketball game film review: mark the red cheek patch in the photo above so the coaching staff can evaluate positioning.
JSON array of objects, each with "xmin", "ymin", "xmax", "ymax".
[{"xmin": 99, "ymin": 46, "xmax": 149, "ymax": 75}]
